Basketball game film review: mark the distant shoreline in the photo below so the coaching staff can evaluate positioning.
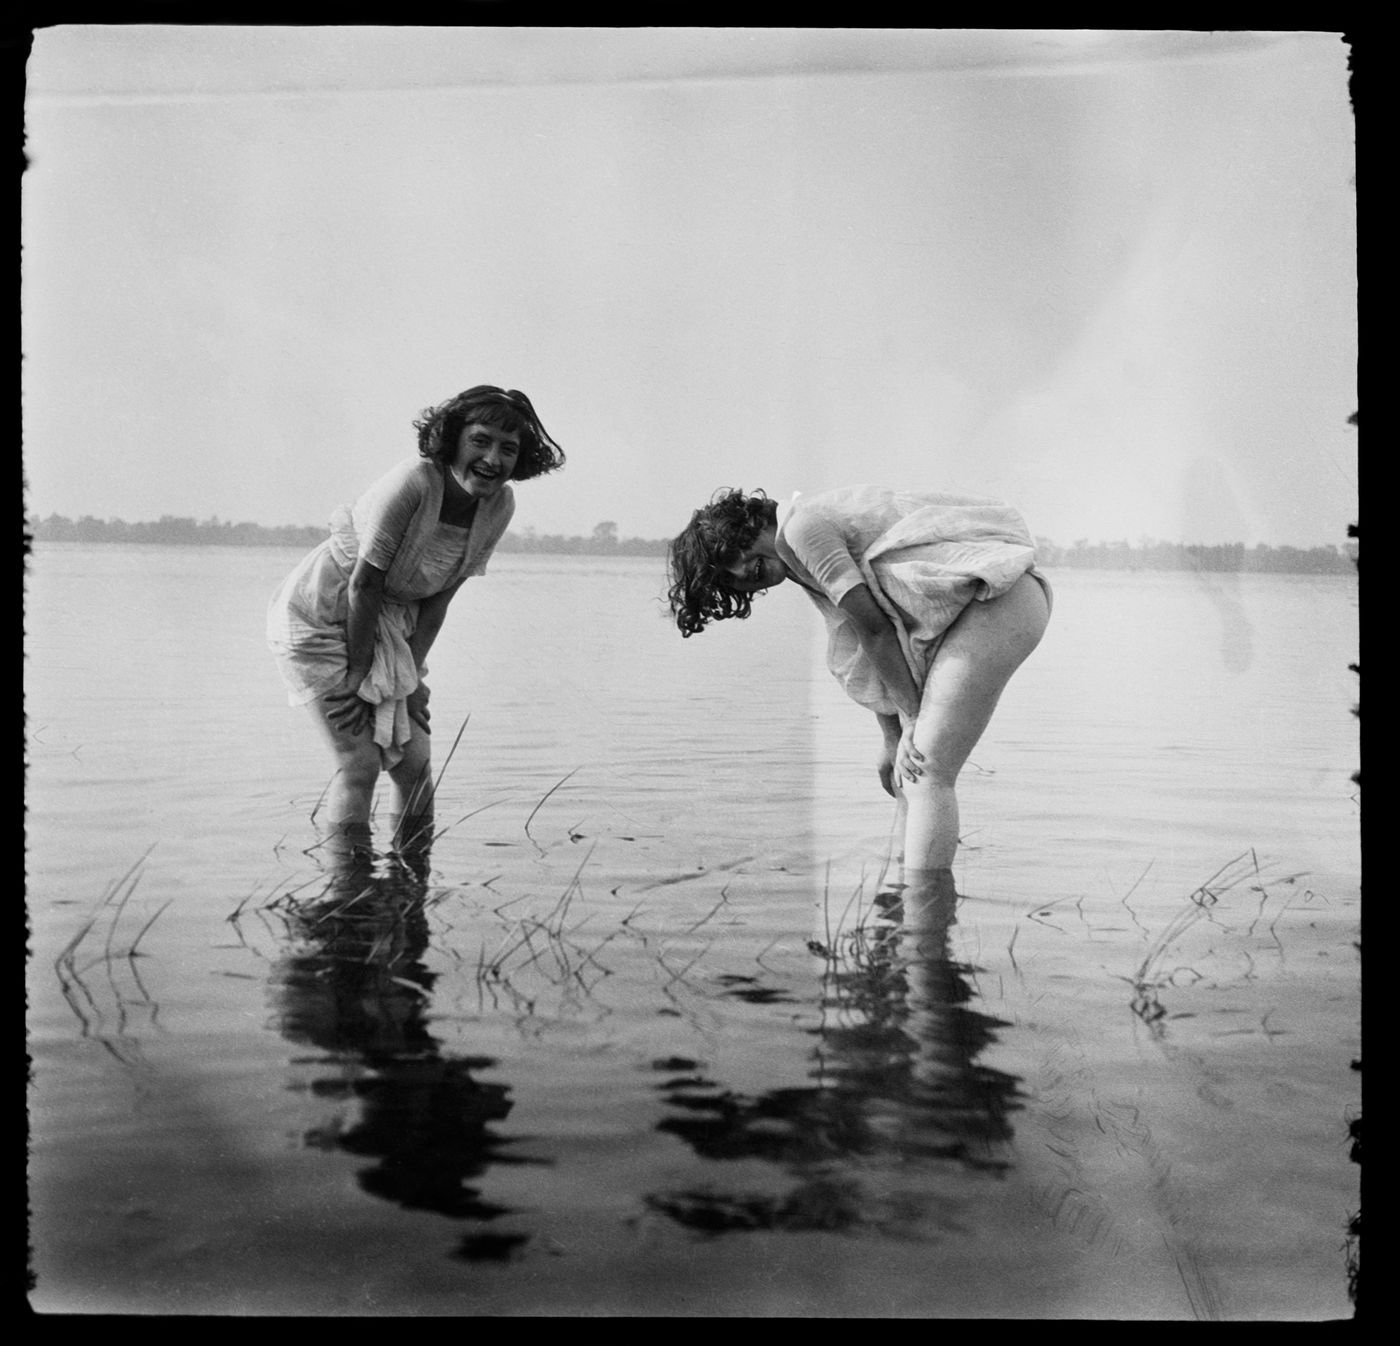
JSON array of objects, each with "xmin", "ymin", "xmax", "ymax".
[{"xmin": 26, "ymin": 516, "xmax": 1356, "ymax": 574}]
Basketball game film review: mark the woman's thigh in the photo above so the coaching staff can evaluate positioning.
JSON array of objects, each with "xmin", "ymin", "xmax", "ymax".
[
  {"xmin": 910, "ymin": 572, "xmax": 1051, "ymax": 775},
  {"xmin": 305, "ymin": 694, "xmax": 383, "ymax": 782}
]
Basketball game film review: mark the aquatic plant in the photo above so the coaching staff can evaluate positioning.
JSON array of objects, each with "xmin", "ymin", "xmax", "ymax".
[
  {"xmin": 1116, "ymin": 850, "xmax": 1310, "ymax": 1033},
  {"xmin": 51, "ymin": 848, "xmax": 171, "ymax": 1066}
]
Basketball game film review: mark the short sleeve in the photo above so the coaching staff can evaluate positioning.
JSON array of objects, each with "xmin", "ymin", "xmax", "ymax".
[
  {"xmin": 781, "ymin": 505, "xmax": 867, "ymax": 604},
  {"xmin": 354, "ymin": 470, "xmax": 427, "ymax": 571}
]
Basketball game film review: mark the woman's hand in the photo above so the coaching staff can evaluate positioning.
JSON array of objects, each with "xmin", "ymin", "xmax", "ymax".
[
  {"xmin": 876, "ymin": 712, "xmax": 904, "ymax": 796},
  {"xmin": 406, "ymin": 681, "xmax": 431, "ymax": 733},
  {"xmin": 877, "ymin": 746, "xmax": 898, "ymax": 797},
  {"xmin": 324, "ymin": 680, "xmax": 373, "ymax": 737},
  {"xmin": 895, "ymin": 722, "xmax": 925, "ymax": 786}
]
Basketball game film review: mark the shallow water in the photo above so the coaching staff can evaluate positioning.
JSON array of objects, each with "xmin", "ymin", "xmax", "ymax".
[{"xmin": 26, "ymin": 545, "xmax": 1359, "ymax": 1318}]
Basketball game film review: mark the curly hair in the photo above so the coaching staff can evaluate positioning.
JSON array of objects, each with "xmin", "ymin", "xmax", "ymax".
[
  {"xmin": 414, "ymin": 386, "xmax": 565, "ymax": 482},
  {"xmin": 667, "ymin": 489, "xmax": 780, "ymax": 637}
]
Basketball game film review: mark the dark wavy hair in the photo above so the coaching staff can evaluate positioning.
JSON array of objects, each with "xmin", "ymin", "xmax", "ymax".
[
  {"xmin": 413, "ymin": 385, "xmax": 565, "ymax": 481},
  {"xmin": 667, "ymin": 489, "xmax": 780, "ymax": 637}
]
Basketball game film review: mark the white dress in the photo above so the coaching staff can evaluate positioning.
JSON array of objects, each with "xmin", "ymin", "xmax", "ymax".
[
  {"xmin": 775, "ymin": 485, "xmax": 1051, "ymax": 715},
  {"xmin": 267, "ymin": 458, "xmax": 513, "ymax": 766}
]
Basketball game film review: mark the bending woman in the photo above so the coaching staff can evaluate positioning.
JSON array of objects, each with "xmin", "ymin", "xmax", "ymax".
[
  {"xmin": 667, "ymin": 485, "xmax": 1050, "ymax": 880},
  {"xmin": 268, "ymin": 385, "xmax": 564, "ymax": 853}
]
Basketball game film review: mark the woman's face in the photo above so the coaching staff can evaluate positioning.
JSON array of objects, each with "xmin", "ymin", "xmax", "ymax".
[
  {"xmin": 722, "ymin": 543, "xmax": 787, "ymax": 594},
  {"xmin": 453, "ymin": 421, "xmax": 521, "ymax": 496}
]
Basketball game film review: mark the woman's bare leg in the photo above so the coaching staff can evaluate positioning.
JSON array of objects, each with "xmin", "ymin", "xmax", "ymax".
[
  {"xmin": 900, "ymin": 572, "xmax": 1050, "ymax": 878},
  {"xmin": 387, "ymin": 723, "xmax": 435, "ymax": 852},
  {"xmin": 878, "ymin": 715, "xmax": 912, "ymax": 870},
  {"xmin": 305, "ymin": 694, "xmax": 382, "ymax": 838},
  {"xmin": 889, "ymin": 791, "xmax": 910, "ymax": 868}
]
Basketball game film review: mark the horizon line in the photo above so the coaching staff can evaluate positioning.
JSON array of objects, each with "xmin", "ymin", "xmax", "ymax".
[{"xmin": 24, "ymin": 511, "xmax": 1357, "ymax": 554}]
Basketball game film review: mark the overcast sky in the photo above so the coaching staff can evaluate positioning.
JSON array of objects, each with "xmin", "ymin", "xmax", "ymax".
[{"xmin": 23, "ymin": 27, "xmax": 1355, "ymax": 546}]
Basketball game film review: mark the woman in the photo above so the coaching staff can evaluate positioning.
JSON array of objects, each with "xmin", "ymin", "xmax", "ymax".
[
  {"xmin": 667, "ymin": 485, "xmax": 1050, "ymax": 879},
  {"xmin": 268, "ymin": 385, "xmax": 564, "ymax": 852}
]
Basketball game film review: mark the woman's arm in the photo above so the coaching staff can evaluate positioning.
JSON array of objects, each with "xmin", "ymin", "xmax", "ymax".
[
  {"xmin": 399, "ymin": 580, "xmax": 466, "ymax": 733},
  {"xmin": 876, "ymin": 712, "xmax": 903, "ymax": 741},
  {"xmin": 875, "ymin": 711, "xmax": 904, "ymax": 797},
  {"xmin": 408, "ymin": 580, "xmax": 465, "ymax": 673},
  {"xmin": 839, "ymin": 585, "xmax": 928, "ymax": 788},
  {"xmin": 345, "ymin": 558, "xmax": 388, "ymax": 682},
  {"xmin": 837, "ymin": 585, "xmax": 922, "ymax": 721},
  {"xmin": 325, "ymin": 557, "xmax": 388, "ymax": 734}
]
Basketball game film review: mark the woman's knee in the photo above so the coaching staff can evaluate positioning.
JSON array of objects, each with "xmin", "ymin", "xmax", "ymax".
[
  {"xmin": 389, "ymin": 735, "xmax": 433, "ymax": 790},
  {"xmin": 905, "ymin": 758, "xmax": 962, "ymax": 793},
  {"xmin": 337, "ymin": 759, "xmax": 381, "ymax": 796},
  {"xmin": 329, "ymin": 739, "xmax": 382, "ymax": 793},
  {"xmin": 390, "ymin": 764, "xmax": 435, "ymax": 811}
]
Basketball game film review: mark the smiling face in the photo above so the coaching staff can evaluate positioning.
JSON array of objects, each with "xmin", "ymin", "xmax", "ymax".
[
  {"xmin": 720, "ymin": 531, "xmax": 788, "ymax": 594},
  {"xmin": 452, "ymin": 421, "xmax": 521, "ymax": 496}
]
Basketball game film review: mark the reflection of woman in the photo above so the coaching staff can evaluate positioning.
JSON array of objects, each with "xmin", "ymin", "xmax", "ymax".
[
  {"xmin": 272, "ymin": 840, "xmax": 536, "ymax": 1256},
  {"xmin": 649, "ymin": 872, "xmax": 1020, "ymax": 1236},
  {"xmin": 668, "ymin": 486, "xmax": 1051, "ymax": 877},
  {"xmin": 267, "ymin": 387, "xmax": 564, "ymax": 850}
]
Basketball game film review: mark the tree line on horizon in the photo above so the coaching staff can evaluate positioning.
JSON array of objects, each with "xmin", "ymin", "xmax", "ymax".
[{"xmin": 25, "ymin": 512, "xmax": 1357, "ymax": 574}]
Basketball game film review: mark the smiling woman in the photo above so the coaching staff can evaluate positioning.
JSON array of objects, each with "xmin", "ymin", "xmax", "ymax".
[{"xmin": 266, "ymin": 386, "xmax": 565, "ymax": 854}]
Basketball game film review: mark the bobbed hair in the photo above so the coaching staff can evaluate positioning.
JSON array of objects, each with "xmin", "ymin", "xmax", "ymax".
[
  {"xmin": 667, "ymin": 489, "xmax": 780, "ymax": 638},
  {"xmin": 414, "ymin": 385, "xmax": 565, "ymax": 481}
]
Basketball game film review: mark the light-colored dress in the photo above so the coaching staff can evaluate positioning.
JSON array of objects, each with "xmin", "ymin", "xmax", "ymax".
[
  {"xmin": 775, "ymin": 485, "xmax": 1051, "ymax": 715},
  {"xmin": 267, "ymin": 457, "xmax": 514, "ymax": 766}
]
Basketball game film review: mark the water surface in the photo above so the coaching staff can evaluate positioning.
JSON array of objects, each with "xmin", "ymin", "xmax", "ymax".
[{"xmin": 27, "ymin": 546, "xmax": 1360, "ymax": 1317}]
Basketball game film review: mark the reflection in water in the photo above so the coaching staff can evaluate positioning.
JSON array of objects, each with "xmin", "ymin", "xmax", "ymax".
[
  {"xmin": 269, "ymin": 835, "xmax": 545, "ymax": 1262},
  {"xmin": 648, "ymin": 873, "xmax": 1021, "ymax": 1237},
  {"xmin": 1179, "ymin": 454, "xmax": 1255, "ymax": 672}
]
